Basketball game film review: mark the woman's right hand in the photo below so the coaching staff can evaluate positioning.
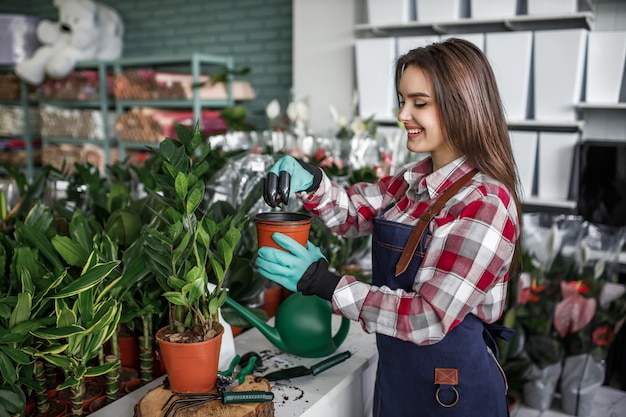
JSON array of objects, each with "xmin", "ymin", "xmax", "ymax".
[{"xmin": 263, "ymin": 155, "xmax": 321, "ymax": 207}]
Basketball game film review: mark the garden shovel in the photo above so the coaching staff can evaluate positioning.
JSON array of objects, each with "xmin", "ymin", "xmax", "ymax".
[{"xmin": 263, "ymin": 351, "xmax": 351, "ymax": 381}]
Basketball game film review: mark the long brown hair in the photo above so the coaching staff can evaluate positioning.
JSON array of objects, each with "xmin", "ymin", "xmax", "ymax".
[{"xmin": 395, "ymin": 37, "xmax": 523, "ymax": 273}]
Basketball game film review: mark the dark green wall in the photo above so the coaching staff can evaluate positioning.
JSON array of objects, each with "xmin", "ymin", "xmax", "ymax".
[{"xmin": 0, "ymin": 0, "xmax": 293, "ymax": 128}]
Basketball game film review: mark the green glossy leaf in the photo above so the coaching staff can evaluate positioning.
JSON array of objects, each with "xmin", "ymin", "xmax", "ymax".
[
  {"xmin": 9, "ymin": 292, "xmax": 31, "ymax": 329},
  {"xmin": 0, "ymin": 346, "xmax": 30, "ymax": 365},
  {"xmin": 41, "ymin": 354, "xmax": 72, "ymax": 370},
  {"xmin": 208, "ymin": 297, "xmax": 220, "ymax": 317},
  {"xmin": 16, "ymin": 222, "xmax": 62, "ymax": 269},
  {"xmin": 163, "ymin": 292, "xmax": 189, "ymax": 307},
  {"xmin": 224, "ymin": 227, "xmax": 242, "ymax": 248},
  {"xmin": 69, "ymin": 211, "xmax": 96, "ymax": 250},
  {"xmin": 52, "ymin": 235, "xmax": 88, "ymax": 266},
  {"xmin": 31, "ymin": 325, "xmax": 84, "ymax": 339},
  {"xmin": 85, "ymin": 359, "xmax": 120, "ymax": 377},
  {"xmin": 57, "ymin": 375, "xmax": 79, "ymax": 391},
  {"xmin": 0, "ymin": 351, "xmax": 16, "ymax": 384},
  {"xmin": 0, "ymin": 388, "xmax": 24, "ymax": 414},
  {"xmin": 172, "ymin": 229, "xmax": 192, "ymax": 264},
  {"xmin": 0, "ymin": 403, "xmax": 11, "ymax": 417},
  {"xmin": 52, "ymin": 260, "xmax": 119, "ymax": 298},
  {"xmin": 167, "ymin": 276, "xmax": 186, "ymax": 291},
  {"xmin": 0, "ymin": 304, "xmax": 10, "ymax": 318},
  {"xmin": 175, "ymin": 124, "xmax": 194, "ymax": 147},
  {"xmin": 185, "ymin": 279, "xmax": 204, "ymax": 304},
  {"xmin": 186, "ymin": 181, "xmax": 204, "ymax": 215},
  {"xmin": 0, "ymin": 332, "xmax": 26, "ymax": 344},
  {"xmin": 209, "ymin": 255, "xmax": 225, "ymax": 282},
  {"xmin": 184, "ymin": 266, "xmax": 204, "ymax": 284},
  {"xmin": 56, "ymin": 300, "xmax": 76, "ymax": 328},
  {"xmin": 175, "ymin": 172, "xmax": 188, "ymax": 202},
  {"xmin": 10, "ymin": 320, "xmax": 42, "ymax": 335},
  {"xmin": 217, "ymin": 239, "xmax": 233, "ymax": 270},
  {"xmin": 30, "ymin": 343, "xmax": 68, "ymax": 355},
  {"xmin": 85, "ymin": 301, "xmax": 118, "ymax": 334}
]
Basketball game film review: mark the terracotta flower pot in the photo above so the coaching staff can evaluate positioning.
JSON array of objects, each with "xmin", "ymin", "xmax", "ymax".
[
  {"xmin": 119, "ymin": 335, "xmax": 140, "ymax": 370},
  {"xmin": 254, "ymin": 212, "xmax": 312, "ymax": 250},
  {"xmin": 262, "ymin": 283, "xmax": 283, "ymax": 318},
  {"xmin": 155, "ymin": 324, "xmax": 224, "ymax": 393}
]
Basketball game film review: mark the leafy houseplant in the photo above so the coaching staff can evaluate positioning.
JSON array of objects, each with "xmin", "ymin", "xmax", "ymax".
[{"xmin": 142, "ymin": 124, "xmax": 245, "ymax": 392}]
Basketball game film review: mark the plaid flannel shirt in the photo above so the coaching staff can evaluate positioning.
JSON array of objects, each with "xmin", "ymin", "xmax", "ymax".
[{"xmin": 300, "ymin": 156, "xmax": 519, "ymax": 346}]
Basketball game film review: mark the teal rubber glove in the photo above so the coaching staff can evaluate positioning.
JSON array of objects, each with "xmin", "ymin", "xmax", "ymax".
[
  {"xmin": 256, "ymin": 232, "xmax": 326, "ymax": 292},
  {"xmin": 263, "ymin": 156, "xmax": 322, "ymax": 207}
]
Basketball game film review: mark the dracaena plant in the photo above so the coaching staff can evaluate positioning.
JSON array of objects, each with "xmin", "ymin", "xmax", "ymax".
[
  {"xmin": 142, "ymin": 123, "xmax": 245, "ymax": 342},
  {"xmin": 10, "ymin": 203, "xmax": 123, "ymax": 416}
]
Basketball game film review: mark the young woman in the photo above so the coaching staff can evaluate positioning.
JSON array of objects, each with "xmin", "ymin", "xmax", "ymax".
[{"xmin": 257, "ymin": 37, "xmax": 522, "ymax": 417}]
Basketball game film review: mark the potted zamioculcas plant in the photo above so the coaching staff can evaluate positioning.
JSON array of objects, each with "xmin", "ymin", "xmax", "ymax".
[{"xmin": 141, "ymin": 123, "xmax": 245, "ymax": 393}]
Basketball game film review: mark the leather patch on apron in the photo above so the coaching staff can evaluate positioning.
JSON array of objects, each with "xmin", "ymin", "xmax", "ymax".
[{"xmin": 434, "ymin": 368, "xmax": 458, "ymax": 385}]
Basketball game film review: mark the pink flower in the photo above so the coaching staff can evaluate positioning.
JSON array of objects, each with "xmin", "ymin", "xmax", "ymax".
[{"xmin": 554, "ymin": 281, "xmax": 597, "ymax": 338}]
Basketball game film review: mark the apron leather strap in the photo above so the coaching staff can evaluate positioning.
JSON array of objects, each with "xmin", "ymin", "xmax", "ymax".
[{"xmin": 395, "ymin": 168, "xmax": 479, "ymax": 277}]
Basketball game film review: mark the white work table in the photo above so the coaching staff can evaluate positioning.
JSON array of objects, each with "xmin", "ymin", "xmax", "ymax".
[
  {"xmin": 89, "ymin": 315, "xmax": 379, "ymax": 417},
  {"xmin": 88, "ymin": 314, "xmax": 625, "ymax": 417}
]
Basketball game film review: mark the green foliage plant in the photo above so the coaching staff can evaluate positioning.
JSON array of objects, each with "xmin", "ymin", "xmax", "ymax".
[{"xmin": 142, "ymin": 123, "xmax": 245, "ymax": 342}]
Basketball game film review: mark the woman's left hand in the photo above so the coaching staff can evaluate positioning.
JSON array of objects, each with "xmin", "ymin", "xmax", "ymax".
[{"xmin": 255, "ymin": 232, "xmax": 326, "ymax": 292}]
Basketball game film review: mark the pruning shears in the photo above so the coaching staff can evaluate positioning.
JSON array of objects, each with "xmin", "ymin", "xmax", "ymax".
[
  {"xmin": 161, "ymin": 354, "xmax": 271, "ymax": 417},
  {"xmin": 217, "ymin": 354, "xmax": 258, "ymax": 392}
]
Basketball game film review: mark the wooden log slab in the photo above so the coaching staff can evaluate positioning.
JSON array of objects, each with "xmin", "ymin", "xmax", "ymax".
[{"xmin": 134, "ymin": 375, "xmax": 274, "ymax": 417}]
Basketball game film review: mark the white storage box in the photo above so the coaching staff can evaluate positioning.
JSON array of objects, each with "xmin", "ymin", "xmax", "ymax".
[
  {"xmin": 534, "ymin": 29, "xmax": 588, "ymax": 122},
  {"xmin": 366, "ymin": 0, "xmax": 415, "ymax": 25},
  {"xmin": 537, "ymin": 132, "xmax": 580, "ymax": 201},
  {"xmin": 0, "ymin": 14, "xmax": 40, "ymax": 65},
  {"xmin": 486, "ymin": 31, "xmax": 533, "ymax": 121},
  {"xmin": 585, "ymin": 31, "xmax": 626, "ymax": 104},
  {"xmin": 416, "ymin": 0, "xmax": 469, "ymax": 22},
  {"xmin": 471, "ymin": 0, "xmax": 518, "ymax": 19},
  {"xmin": 509, "ymin": 130, "xmax": 538, "ymax": 200},
  {"xmin": 527, "ymin": 0, "xmax": 578, "ymax": 15},
  {"xmin": 355, "ymin": 37, "xmax": 397, "ymax": 121}
]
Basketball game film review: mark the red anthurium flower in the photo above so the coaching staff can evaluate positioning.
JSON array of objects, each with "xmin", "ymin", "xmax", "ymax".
[
  {"xmin": 568, "ymin": 280, "xmax": 589, "ymax": 294},
  {"xmin": 592, "ymin": 325, "xmax": 614, "ymax": 347}
]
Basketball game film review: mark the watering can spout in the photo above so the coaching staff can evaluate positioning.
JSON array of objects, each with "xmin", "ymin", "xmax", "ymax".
[{"xmin": 223, "ymin": 296, "xmax": 288, "ymax": 352}]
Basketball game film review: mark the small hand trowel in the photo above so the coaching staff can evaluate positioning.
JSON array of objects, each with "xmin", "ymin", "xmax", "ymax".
[{"xmin": 263, "ymin": 351, "xmax": 351, "ymax": 382}]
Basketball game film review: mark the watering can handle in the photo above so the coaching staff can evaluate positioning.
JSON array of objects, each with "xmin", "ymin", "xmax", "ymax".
[{"xmin": 333, "ymin": 316, "xmax": 351, "ymax": 349}]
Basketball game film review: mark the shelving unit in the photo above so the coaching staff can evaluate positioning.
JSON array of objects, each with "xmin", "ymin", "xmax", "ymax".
[
  {"xmin": 353, "ymin": 4, "xmax": 604, "ymax": 211},
  {"xmin": 37, "ymin": 59, "xmax": 114, "ymax": 166},
  {"xmin": 0, "ymin": 66, "xmax": 37, "ymax": 180},
  {"xmin": 355, "ymin": 11, "xmax": 594, "ymax": 36},
  {"xmin": 113, "ymin": 53, "xmax": 235, "ymax": 161},
  {"xmin": 1, "ymin": 53, "xmax": 237, "ymax": 173}
]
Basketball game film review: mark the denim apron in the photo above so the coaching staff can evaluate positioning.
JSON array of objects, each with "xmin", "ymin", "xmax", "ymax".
[{"xmin": 371, "ymin": 213, "xmax": 512, "ymax": 417}]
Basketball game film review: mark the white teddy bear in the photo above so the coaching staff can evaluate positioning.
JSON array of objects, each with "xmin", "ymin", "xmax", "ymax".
[{"xmin": 15, "ymin": 0, "xmax": 123, "ymax": 85}]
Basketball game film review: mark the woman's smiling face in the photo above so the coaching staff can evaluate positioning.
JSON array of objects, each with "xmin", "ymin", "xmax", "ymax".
[{"xmin": 397, "ymin": 65, "xmax": 460, "ymax": 171}]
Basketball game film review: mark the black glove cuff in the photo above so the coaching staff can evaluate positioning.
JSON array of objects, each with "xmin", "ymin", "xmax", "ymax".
[
  {"xmin": 296, "ymin": 159, "xmax": 323, "ymax": 193},
  {"xmin": 297, "ymin": 258, "xmax": 341, "ymax": 301}
]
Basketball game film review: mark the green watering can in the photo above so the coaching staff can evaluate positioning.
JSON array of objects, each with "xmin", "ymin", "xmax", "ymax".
[{"xmin": 224, "ymin": 292, "xmax": 350, "ymax": 358}]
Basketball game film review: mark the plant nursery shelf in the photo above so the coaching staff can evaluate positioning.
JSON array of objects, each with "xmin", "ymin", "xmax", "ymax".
[
  {"xmin": 577, "ymin": 102, "xmax": 626, "ymax": 110},
  {"xmin": 522, "ymin": 197, "xmax": 577, "ymax": 210},
  {"xmin": 354, "ymin": 12, "xmax": 593, "ymax": 36},
  {"xmin": 117, "ymin": 99, "xmax": 232, "ymax": 108}
]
